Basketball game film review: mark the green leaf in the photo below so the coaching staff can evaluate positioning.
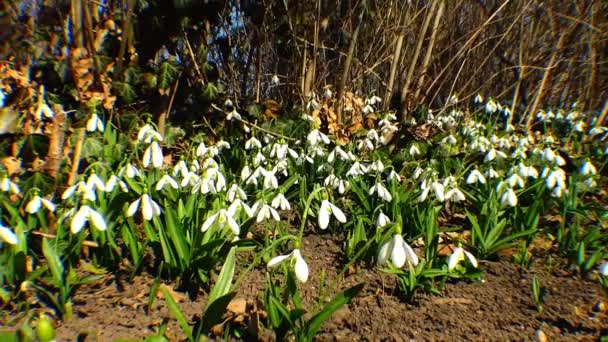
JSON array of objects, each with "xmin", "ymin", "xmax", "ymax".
[
  {"xmin": 206, "ymin": 246, "xmax": 236, "ymax": 306},
  {"xmin": 42, "ymin": 239, "xmax": 64, "ymax": 289},
  {"xmin": 158, "ymin": 61, "xmax": 179, "ymax": 90},
  {"xmin": 164, "ymin": 203, "xmax": 190, "ymax": 265},
  {"xmin": 160, "ymin": 286, "xmax": 193, "ymax": 342},
  {"xmin": 303, "ymin": 283, "xmax": 364, "ymax": 339}
]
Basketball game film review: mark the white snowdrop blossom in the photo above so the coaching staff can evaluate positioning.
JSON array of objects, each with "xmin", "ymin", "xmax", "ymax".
[
  {"xmin": 448, "ymin": 247, "xmax": 478, "ymax": 270},
  {"xmin": 388, "ymin": 170, "xmax": 401, "ymax": 183},
  {"xmin": 474, "ymin": 94, "xmax": 484, "ymax": 104},
  {"xmin": 227, "ymin": 184, "xmax": 247, "ymax": 202},
  {"xmin": 127, "ymin": 194, "xmax": 162, "ymax": 221},
  {"xmin": 369, "ymin": 160, "xmax": 385, "ymax": 173},
  {"xmin": 376, "ymin": 212, "xmax": 391, "ymax": 228},
  {"xmin": 485, "ymin": 168, "xmax": 500, "ymax": 179},
  {"xmin": 307, "ymin": 129, "xmax": 330, "ymax": 146},
  {"xmin": 409, "ymin": 144, "xmax": 421, "ymax": 157},
  {"xmin": 62, "ymin": 181, "xmax": 96, "ymax": 201},
  {"xmin": 267, "ymin": 249, "xmax": 309, "ymax": 283},
  {"xmin": 501, "ymin": 188, "xmax": 518, "ymax": 207},
  {"xmin": 137, "ymin": 124, "xmax": 163, "ymax": 143},
  {"xmin": 86, "ymin": 113, "xmax": 105, "ymax": 132},
  {"xmin": 318, "ymin": 200, "xmax": 347, "ymax": 229},
  {"xmin": 346, "ymin": 161, "xmax": 368, "ymax": 177},
  {"xmin": 105, "ymin": 175, "xmax": 129, "ymax": 193},
  {"xmin": 466, "ymin": 169, "xmax": 486, "ymax": 185},
  {"xmin": 201, "ymin": 208, "xmax": 239, "ymax": 235},
  {"xmin": 226, "ymin": 109, "xmax": 242, "ymax": 121},
  {"xmin": 255, "ymin": 203, "xmax": 280, "ymax": 223},
  {"xmin": 271, "ymin": 75, "xmax": 280, "ymax": 85},
  {"xmin": 143, "ymin": 141, "xmax": 164, "ymax": 169},
  {"xmin": 517, "ymin": 163, "xmax": 538, "ymax": 179},
  {"xmin": 156, "ymin": 174, "xmax": 179, "ymax": 191},
  {"xmin": 119, "ymin": 163, "xmax": 143, "ymax": 179},
  {"xmin": 507, "ymin": 174, "xmax": 525, "ymax": 189},
  {"xmin": 599, "ymin": 262, "xmax": 608, "ymax": 277},
  {"xmin": 369, "ymin": 182, "xmax": 392, "ymax": 202},
  {"xmin": 0, "ymin": 222, "xmax": 18, "ymax": 245},
  {"xmin": 262, "ymin": 168, "xmax": 279, "ymax": 189},
  {"xmin": 485, "ymin": 99, "xmax": 498, "ymax": 113},
  {"xmin": 1, "ymin": 177, "xmax": 20, "ymax": 194},
  {"xmin": 245, "ymin": 137, "xmax": 262, "ymax": 150},
  {"xmin": 484, "ymin": 148, "xmax": 507, "ymax": 162},
  {"xmin": 271, "ymin": 193, "xmax": 291, "ymax": 211},
  {"xmin": 377, "ymin": 235, "xmax": 419, "ymax": 268},
  {"xmin": 417, "ymin": 180, "xmax": 445, "ymax": 203},
  {"xmin": 445, "ymin": 187, "xmax": 466, "ymax": 202},
  {"xmin": 173, "ymin": 160, "xmax": 189, "ymax": 179},
  {"xmin": 71, "ymin": 205, "xmax": 107, "ymax": 233},
  {"xmin": 26, "ymin": 195, "xmax": 56, "ymax": 214},
  {"xmin": 580, "ymin": 161, "xmax": 597, "ymax": 176},
  {"xmin": 544, "ymin": 168, "xmax": 566, "ymax": 190},
  {"xmin": 86, "ymin": 173, "xmax": 106, "ymax": 192}
]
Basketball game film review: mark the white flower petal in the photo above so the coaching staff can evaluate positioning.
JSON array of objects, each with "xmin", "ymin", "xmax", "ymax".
[
  {"xmin": 293, "ymin": 250, "xmax": 309, "ymax": 283},
  {"xmin": 141, "ymin": 194, "xmax": 153, "ymax": 220},
  {"xmin": 127, "ymin": 198, "xmax": 141, "ymax": 217},
  {"xmin": 391, "ymin": 235, "xmax": 407, "ymax": 268},
  {"xmin": 267, "ymin": 253, "xmax": 292, "ymax": 268},
  {"xmin": 87, "ymin": 207, "xmax": 107, "ymax": 231},
  {"xmin": 448, "ymin": 247, "xmax": 464, "ymax": 270},
  {"xmin": 0, "ymin": 224, "xmax": 18, "ymax": 244},
  {"xmin": 329, "ymin": 203, "xmax": 346, "ymax": 223},
  {"xmin": 26, "ymin": 196, "xmax": 41, "ymax": 214},
  {"xmin": 318, "ymin": 200, "xmax": 331, "ymax": 229},
  {"xmin": 71, "ymin": 206, "xmax": 89, "ymax": 233}
]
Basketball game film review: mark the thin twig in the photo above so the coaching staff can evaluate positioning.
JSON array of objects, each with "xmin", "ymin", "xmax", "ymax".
[{"xmin": 31, "ymin": 231, "xmax": 99, "ymax": 248}]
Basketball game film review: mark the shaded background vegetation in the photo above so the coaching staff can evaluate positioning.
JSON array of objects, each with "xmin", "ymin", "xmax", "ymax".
[{"xmin": 1, "ymin": 0, "xmax": 607, "ymax": 136}]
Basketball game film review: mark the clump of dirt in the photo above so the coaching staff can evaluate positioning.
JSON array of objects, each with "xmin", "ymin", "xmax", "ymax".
[{"xmin": 54, "ymin": 234, "xmax": 607, "ymax": 341}]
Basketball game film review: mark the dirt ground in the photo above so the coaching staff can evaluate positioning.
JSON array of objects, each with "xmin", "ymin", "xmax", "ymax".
[{"xmin": 54, "ymin": 234, "xmax": 608, "ymax": 341}]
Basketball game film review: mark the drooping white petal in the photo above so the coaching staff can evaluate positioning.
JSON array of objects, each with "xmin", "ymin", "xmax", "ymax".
[
  {"xmin": 292, "ymin": 249, "xmax": 309, "ymax": 283},
  {"xmin": 401, "ymin": 238, "xmax": 419, "ymax": 267},
  {"xmin": 391, "ymin": 235, "xmax": 407, "ymax": 268},
  {"xmin": 0, "ymin": 224, "xmax": 18, "ymax": 244},
  {"xmin": 329, "ymin": 202, "xmax": 346, "ymax": 223},
  {"xmin": 377, "ymin": 239, "xmax": 391, "ymax": 266},
  {"xmin": 267, "ymin": 253, "xmax": 292, "ymax": 268},
  {"xmin": 127, "ymin": 198, "xmax": 141, "ymax": 217},
  {"xmin": 151, "ymin": 142, "xmax": 164, "ymax": 168},
  {"xmin": 448, "ymin": 247, "xmax": 464, "ymax": 270},
  {"xmin": 201, "ymin": 212, "xmax": 219, "ymax": 232},
  {"xmin": 87, "ymin": 207, "xmax": 107, "ymax": 231},
  {"xmin": 463, "ymin": 249, "xmax": 478, "ymax": 268},
  {"xmin": 71, "ymin": 206, "xmax": 89, "ymax": 233},
  {"xmin": 141, "ymin": 194, "xmax": 153, "ymax": 220},
  {"xmin": 26, "ymin": 196, "xmax": 42, "ymax": 214},
  {"xmin": 142, "ymin": 146, "xmax": 152, "ymax": 167},
  {"xmin": 318, "ymin": 200, "xmax": 331, "ymax": 229},
  {"xmin": 41, "ymin": 198, "xmax": 56, "ymax": 212}
]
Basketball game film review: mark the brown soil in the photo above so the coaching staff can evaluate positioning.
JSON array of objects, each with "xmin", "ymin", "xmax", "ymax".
[{"xmin": 54, "ymin": 234, "xmax": 608, "ymax": 341}]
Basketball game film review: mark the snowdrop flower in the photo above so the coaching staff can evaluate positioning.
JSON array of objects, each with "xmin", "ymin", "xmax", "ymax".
[
  {"xmin": 318, "ymin": 200, "xmax": 347, "ymax": 229},
  {"xmin": 369, "ymin": 182, "xmax": 392, "ymax": 202},
  {"xmin": 323, "ymin": 88, "xmax": 333, "ymax": 99},
  {"xmin": 271, "ymin": 193, "xmax": 291, "ymax": 211},
  {"xmin": 544, "ymin": 168, "xmax": 566, "ymax": 190},
  {"xmin": 0, "ymin": 222, "xmax": 18, "ymax": 245},
  {"xmin": 86, "ymin": 172, "xmax": 106, "ymax": 192},
  {"xmin": 445, "ymin": 187, "xmax": 466, "ymax": 202},
  {"xmin": 448, "ymin": 247, "xmax": 478, "ymax": 270},
  {"xmin": 388, "ymin": 170, "xmax": 401, "ymax": 183},
  {"xmin": 517, "ymin": 163, "xmax": 538, "ymax": 179},
  {"xmin": 580, "ymin": 161, "xmax": 597, "ymax": 176},
  {"xmin": 226, "ymin": 109, "xmax": 241, "ymax": 121},
  {"xmin": 377, "ymin": 235, "xmax": 419, "ymax": 268},
  {"xmin": 262, "ymin": 168, "xmax": 279, "ymax": 189},
  {"xmin": 485, "ymin": 168, "xmax": 499, "ymax": 179},
  {"xmin": 357, "ymin": 138, "xmax": 375, "ymax": 151},
  {"xmin": 307, "ymin": 129, "xmax": 330, "ymax": 146},
  {"xmin": 369, "ymin": 160, "xmax": 385, "ymax": 173},
  {"xmin": 137, "ymin": 124, "xmax": 162, "ymax": 143},
  {"xmin": 227, "ymin": 199, "xmax": 254, "ymax": 218},
  {"xmin": 542, "ymin": 147, "xmax": 555, "ymax": 163},
  {"xmin": 501, "ymin": 188, "xmax": 518, "ymax": 207},
  {"xmin": 599, "ymin": 262, "xmax": 608, "ymax": 277},
  {"xmin": 271, "ymin": 75, "xmax": 280, "ymax": 85},
  {"xmin": 474, "ymin": 94, "xmax": 484, "ymax": 104},
  {"xmin": 409, "ymin": 144, "xmax": 421, "ymax": 157},
  {"xmin": 346, "ymin": 161, "xmax": 368, "ymax": 177},
  {"xmin": 227, "ymin": 184, "xmax": 247, "ymax": 202},
  {"xmin": 173, "ymin": 160, "xmax": 189, "ymax": 179},
  {"xmin": 367, "ymin": 129, "xmax": 380, "ymax": 142},
  {"xmin": 1, "ymin": 177, "xmax": 20, "ymax": 194},
  {"xmin": 119, "ymin": 163, "xmax": 143, "ymax": 179},
  {"xmin": 245, "ymin": 137, "xmax": 262, "ymax": 150},
  {"xmin": 26, "ymin": 195, "xmax": 56, "ymax": 214},
  {"xmin": 71, "ymin": 205, "xmax": 107, "ymax": 233},
  {"xmin": 253, "ymin": 151, "xmax": 266, "ymax": 166},
  {"xmin": 156, "ymin": 174, "xmax": 179, "ymax": 191},
  {"xmin": 485, "ymin": 99, "xmax": 497, "ymax": 113},
  {"xmin": 441, "ymin": 135, "xmax": 458, "ymax": 145},
  {"xmin": 255, "ymin": 203, "xmax": 280, "ymax": 223},
  {"xmin": 306, "ymin": 98, "xmax": 321, "ymax": 111},
  {"xmin": 86, "ymin": 113, "xmax": 105, "ymax": 132},
  {"xmin": 507, "ymin": 174, "xmax": 525, "ymax": 189},
  {"xmin": 62, "ymin": 181, "xmax": 96, "ymax": 201},
  {"xmin": 105, "ymin": 174, "xmax": 128, "ymax": 192},
  {"xmin": 268, "ymin": 249, "xmax": 309, "ymax": 283},
  {"xmin": 484, "ymin": 148, "xmax": 506, "ymax": 162},
  {"xmin": 127, "ymin": 194, "xmax": 161, "ymax": 221},
  {"xmin": 363, "ymin": 104, "xmax": 375, "ymax": 115},
  {"xmin": 201, "ymin": 208, "xmax": 239, "ymax": 235},
  {"xmin": 328, "ymin": 146, "xmax": 353, "ymax": 163},
  {"xmin": 366, "ymin": 95, "xmax": 382, "ymax": 106},
  {"xmin": 376, "ymin": 212, "xmax": 391, "ymax": 228},
  {"xmin": 466, "ymin": 169, "xmax": 486, "ymax": 185},
  {"xmin": 143, "ymin": 141, "xmax": 164, "ymax": 169}
]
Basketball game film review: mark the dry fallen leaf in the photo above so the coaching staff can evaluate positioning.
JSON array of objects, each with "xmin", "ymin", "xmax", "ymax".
[
  {"xmin": 158, "ymin": 284, "xmax": 187, "ymax": 303},
  {"xmin": 227, "ymin": 298, "xmax": 248, "ymax": 315}
]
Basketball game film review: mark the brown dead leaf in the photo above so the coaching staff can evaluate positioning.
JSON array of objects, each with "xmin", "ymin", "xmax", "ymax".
[
  {"xmin": 1, "ymin": 157, "xmax": 22, "ymax": 176},
  {"xmin": 227, "ymin": 298, "xmax": 248, "ymax": 315},
  {"xmin": 157, "ymin": 284, "xmax": 187, "ymax": 303}
]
